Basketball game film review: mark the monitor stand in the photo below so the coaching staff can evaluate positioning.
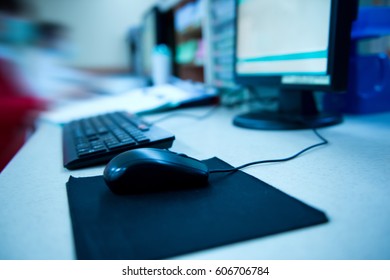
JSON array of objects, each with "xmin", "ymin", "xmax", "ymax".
[{"xmin": 233, "ymin": 90, "xmax": 342, "ymax": 130}]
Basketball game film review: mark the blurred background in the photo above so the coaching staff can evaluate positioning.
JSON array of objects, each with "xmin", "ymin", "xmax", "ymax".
[
  {"xmin": 0, "ymin": 0, "xmax": 389, "ymax": 171},
  {"xmin": 31, "ymin": 0, "xmax": 163, "ymax": 70},
  {"xmin": 3, "ymin": 0, "xmax": 387, "ymax": 72}
]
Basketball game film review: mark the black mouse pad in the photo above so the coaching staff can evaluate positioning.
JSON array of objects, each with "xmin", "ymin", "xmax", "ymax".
[{"xmin": 66, "ymin": 157, "xmax": 328, "ymax": 260}]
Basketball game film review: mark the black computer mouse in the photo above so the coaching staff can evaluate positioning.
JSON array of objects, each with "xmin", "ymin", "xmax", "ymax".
[{"xmin": 103, "ymin": 148, "xmax": 209, "ymax": 194}]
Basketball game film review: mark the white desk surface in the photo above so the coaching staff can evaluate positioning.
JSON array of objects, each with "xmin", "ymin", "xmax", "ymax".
[{"xmin": 0, "ymin": 106, "xmax": 389, "ymax": 260}]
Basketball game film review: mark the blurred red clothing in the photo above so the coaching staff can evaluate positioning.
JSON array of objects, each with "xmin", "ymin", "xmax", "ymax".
[{"xmin": 0, "ymin": 58, "xmax": 47, "ymax": 171}]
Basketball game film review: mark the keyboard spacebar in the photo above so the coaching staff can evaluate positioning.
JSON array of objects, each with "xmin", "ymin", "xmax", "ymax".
[
  {"xmin": 77, "ymin": 147, "xmax": 107, "ymax": 157},
  {"xmin": 107, "ymin": 140, "xmax": 136, "ymax": 150}
]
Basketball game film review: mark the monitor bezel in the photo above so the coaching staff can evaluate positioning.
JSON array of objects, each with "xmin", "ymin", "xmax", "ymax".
[
  {"xmin": 140, "ymin": 7, "xmax": 157, "ymax": 77},
  {"xmin": 233, "ymin": 0, "xmax": 357, "ymax": 92}
]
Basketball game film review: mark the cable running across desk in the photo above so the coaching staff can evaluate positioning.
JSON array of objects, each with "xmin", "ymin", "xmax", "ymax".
[
  {"xmin": 209, "ymin": 129, "xmax": 328, "ymax": 174},
  {"xmin": 149, "ymin": 106, "xmax": 220, "ymax": 125}
]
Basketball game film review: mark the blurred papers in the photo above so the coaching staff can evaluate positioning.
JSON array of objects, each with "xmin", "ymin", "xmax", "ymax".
[{"xmin": 39, "ymin": 84, "xmax": 203, "ymax": 124}]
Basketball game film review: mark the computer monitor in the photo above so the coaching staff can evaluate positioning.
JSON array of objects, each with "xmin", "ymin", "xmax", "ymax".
[
  {"xmin": 128, "ymin": 26, "xmax": 142, "ymax": 75},
  {"xmin": 140, "ymin": 6, "xmax": 176, "ymax": 81},
  {"xmin": 233, "ymin": 0, "xmax": 358, "ymax": 130},
  {"xmin": 173, "ymin": 0, "xmax": 205, "ymax": 82}
]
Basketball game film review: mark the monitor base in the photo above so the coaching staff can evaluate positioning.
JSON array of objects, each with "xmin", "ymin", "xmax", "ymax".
[{"xmin": 233, "ymin": 111, "xmax": 342, "ymax": 130}]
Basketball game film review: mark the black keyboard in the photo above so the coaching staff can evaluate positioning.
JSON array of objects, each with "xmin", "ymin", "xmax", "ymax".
[{"xmin": 62, "ymin": 111, "xmax": 175, "ymax": 169}]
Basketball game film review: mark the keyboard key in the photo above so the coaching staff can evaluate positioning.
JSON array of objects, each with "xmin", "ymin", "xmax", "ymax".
[
  {"xmin": 120, "ymin": 112, "xmax": 150, "ymax": 131},
  {"xmin": 120, "ymin": 138, "xmax": 136, "ymax": 144},
  {"xmin": 135, "ymin": 137, "xmax": 150, "ymax": 144},
  {"xmin": 107, "ymin": 141, "xmax": 136, "ymax": 150},
  {"xmin": 76, "ymin": 143, "xmax": 90, "ymax": 150}
]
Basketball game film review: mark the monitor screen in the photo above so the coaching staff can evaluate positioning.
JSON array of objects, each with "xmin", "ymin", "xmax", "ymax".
[{"xmin": 232, "ymin": 0, "xmax": 357, "ymax": 130}]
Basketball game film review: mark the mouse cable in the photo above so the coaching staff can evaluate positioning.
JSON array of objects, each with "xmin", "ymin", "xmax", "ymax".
[
  {"xmin": 149, "ymin": 105, "xmax": 220, "ymax": 125},
  {"xmin": 209, "ymin": 129, "xmax": 328, "ymax": 174}
]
